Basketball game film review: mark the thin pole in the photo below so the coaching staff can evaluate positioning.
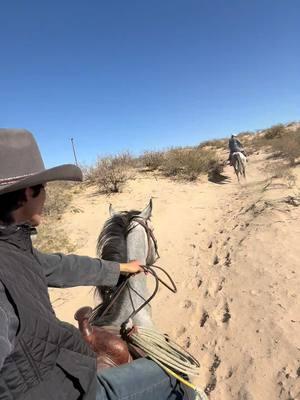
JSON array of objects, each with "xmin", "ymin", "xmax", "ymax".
[{"xmin": 71, "ymin": 138, "xmax": 78, "ymax": 166}]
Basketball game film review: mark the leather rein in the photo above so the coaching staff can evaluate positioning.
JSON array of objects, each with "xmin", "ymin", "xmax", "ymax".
[{"xmin": 89, "ymin": 217, "xmax": 177, "ymax": 327}]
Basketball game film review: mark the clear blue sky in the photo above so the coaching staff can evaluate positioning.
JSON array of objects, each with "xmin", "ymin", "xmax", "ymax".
[{"xmin": 1, "ymin": 0, "xmax": 299, "ymax": 167}]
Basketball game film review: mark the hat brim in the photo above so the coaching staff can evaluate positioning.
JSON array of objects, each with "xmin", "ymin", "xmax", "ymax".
[{"xmin": 0, "ymin": 164, "xmax": 83, "ymax": 195}]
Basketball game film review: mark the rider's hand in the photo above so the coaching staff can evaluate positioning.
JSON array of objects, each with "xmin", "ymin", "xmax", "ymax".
[{"xmin": 119, "ymin": 260, "xmax": 144, "ymax": 274}]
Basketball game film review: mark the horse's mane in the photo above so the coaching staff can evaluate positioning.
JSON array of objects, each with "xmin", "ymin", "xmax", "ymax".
[
  {"xmin": 95, "ymin": 210, "xmax": 141, "ymax": 315},
  {"xmin": 96, "ymin": 210, "xmax": 140, "ymax": 264}
]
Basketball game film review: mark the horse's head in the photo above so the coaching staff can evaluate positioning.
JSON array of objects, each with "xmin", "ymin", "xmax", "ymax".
[
  {"xmin": 95, "ymin": 199, "xmax": 158, "ymax": 328},
  {"xmin": 109, "ymin": 199, "xmax": 159, "ymax": 267}
]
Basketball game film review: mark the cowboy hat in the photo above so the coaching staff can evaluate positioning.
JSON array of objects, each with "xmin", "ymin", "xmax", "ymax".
[{"xmin": 0, "ymin": 128, "xmax": 83, "ymax": 195}]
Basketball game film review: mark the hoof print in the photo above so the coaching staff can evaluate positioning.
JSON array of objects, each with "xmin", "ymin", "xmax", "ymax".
[{"xmin": 200, "ymin": 311, "xmax": 209, "ymax": 327}]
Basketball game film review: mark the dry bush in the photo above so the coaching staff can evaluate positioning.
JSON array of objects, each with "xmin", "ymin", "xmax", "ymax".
[
  {"xmin": 161, "ymin": 148, "xmax": 221, "ymax": 181},
  {"xmin": 198, "ymin": 138, "xmax": 227, "ymax": 150},
  {"xmin": 207, "ymin": 159, "xmax": 225, "ymax": 181},
  {"xmin": 89, "ymin": 153, "xmax": 134, "ymax": 193},
  {"xmin": 248, "ymin": 124, "xmax": 286, "ymax": 153},
  {"xmin": 139, "ymin": 151, "xmax": 165, "ymax": 170},
  {"xmin": 264, "ymin": 124, "xmax": 285, "ymax": 140},
  {"xmin": 270, "ymin": 129, "xmax": 300, "ymax": 165},
  {"xmin": 249, "ymin": 132, "xmax": 277, "ymax": 153},
  {"xmin": 161, "ymin": 148, "xmax": 187, "ymax": 177},
  {"xmin": 236, "ymin": 131, "xmax": 255, "ymax": 138},
  {"xmin": 265, "ymin": 161, "xmax": 296, "ymax": 188}
]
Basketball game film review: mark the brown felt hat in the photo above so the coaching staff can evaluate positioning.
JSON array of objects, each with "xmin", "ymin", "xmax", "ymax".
[{"xmin": 0, "ymin": 128, "xmax": 83, "ymax": 195}]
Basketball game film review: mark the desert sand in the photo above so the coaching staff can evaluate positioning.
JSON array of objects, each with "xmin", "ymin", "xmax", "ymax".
[{"xmin": 49, "ymin": 152, "xmax": 300, "ymax": 400}]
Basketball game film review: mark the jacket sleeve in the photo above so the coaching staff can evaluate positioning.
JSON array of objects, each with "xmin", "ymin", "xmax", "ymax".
[
  {"xmin": 0, "ymin": 281, "xmax": 19, "ymax": 370},
  {"xmin": 33, "ymin": 249, "xmax": 120, "ymax": 288}
]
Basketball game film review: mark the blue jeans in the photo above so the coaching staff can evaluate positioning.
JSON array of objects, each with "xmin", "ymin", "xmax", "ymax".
[{"xmin": 96, "ymin": 358, "xmax": 196, "ymax": 400}]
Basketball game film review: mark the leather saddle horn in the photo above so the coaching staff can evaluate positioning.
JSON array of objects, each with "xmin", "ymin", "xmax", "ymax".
[{"xmin": 74, "ymin": 306, "xmax": 133, "ymax": 370}]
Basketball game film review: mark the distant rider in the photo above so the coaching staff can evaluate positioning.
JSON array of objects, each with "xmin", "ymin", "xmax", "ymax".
[{"xmin": 228, "ymin": 134, "xmax": 246, "ymax": 165}]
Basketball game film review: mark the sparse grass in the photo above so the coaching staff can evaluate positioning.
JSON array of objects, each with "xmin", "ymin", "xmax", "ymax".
[
  {"xmin": 269, "ymin": 129, "xmax": 300, "ymax": 166},
  {"xmin": 86, "ymin": 152, "xmax": 135, "ymax": 193},
  {"xmin": 264, "ymin": 159, "xmax": 296, "ymax": 189},
  {"xmin": 35, "ymin": 181, "xmax": 78, "ymax": 252},
  {"xmin": 250, "ymin": 126, "xmax": 300, "ymax": 166},
  {"xmin": 34, "ymin": 225, "xmax": 76, "ymax": 253},
  {"xmin": 264, "ymin": 124, "xmax": 285, "ymax": 140},
  {"xmin": 248, "ymin": 124, "xmax": 289, "ymax": 154},
  {"xmin": 43, "ymin": 181, "xmax": 76, "ymax": 217}
]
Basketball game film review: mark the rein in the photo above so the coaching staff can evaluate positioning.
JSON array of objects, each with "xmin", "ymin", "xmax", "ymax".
[
  {"xmin": 88, "ymin": 215, "xmax": 207, "ymax": 398},
  {"xmin": 89, "ymin": 217, "xmax": 173, "ymax": 325},
  {"xmin": 89, "ymin": 265, "xmax": 177, "ymax": 325},
  {"xmin": 126, "ymin": 217, "xmax": 160, "ymax": 265}
]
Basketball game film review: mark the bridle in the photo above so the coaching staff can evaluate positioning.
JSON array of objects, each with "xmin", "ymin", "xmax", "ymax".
[
  {"xmin": 125, "ymin": 216, "xmax": 160, "ymax": 266},
  {"xmin": 89, "ymin": 216, "xmax": 176, "ymax": 326}
]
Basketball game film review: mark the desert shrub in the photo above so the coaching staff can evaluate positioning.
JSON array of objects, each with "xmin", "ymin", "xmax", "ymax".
[
  {"xmin": 198, "ymin": 138, "xmax": 227, "ymax": 150},
  {"xmin": 139, "ymin": 151, "xmax": 165, "ymax": 170},
  {"xmin": 286, "ymin": 121, "xmax": 297, "ymax": 128},
  {"xmin": 270, "ymin": 129, "xmax": 300, "ymax": 165},
  {"xmin": 265, "ymin": 161, "xmax": 296, "ymax": 188},
  {"xmin": 249, "ymin": 134, "xmax": 269, "ymax": 152},
  {"xmin": 80, "ymin": 164, "xmax": 95, "ymax": 182},
  {"xmin": 264, "ymin": 124, "xmax": 285, "ymax": 140},
  {"xmin": 236, "ymin": 131, "xmax": 255, "ymax": 138},
  {"xmin": 90, "ymin": 153, "xmax": 134, "ymax": 193},
  {"xmin": 82, "ymin": 165, "xmax": 99, "ymax": 184},
  {"xmin": 161, "ymin": 148, "xmax": 188, "ymax": 177},
  {"xmin": 115, "ymin": 152, "xmax": 135, "ymax": 167},
  {"xmin": 207, "ymin": 159, "xmax": 225, "ymax": 181},
  {"xmin": 161, "ymin": 148, "xmax": 221, "ymax": 181}
]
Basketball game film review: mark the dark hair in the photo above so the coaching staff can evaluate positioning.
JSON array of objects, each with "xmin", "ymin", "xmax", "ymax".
[{"xmin": 0, "ymin": 184, "xmax": 44, "ymax": 225}]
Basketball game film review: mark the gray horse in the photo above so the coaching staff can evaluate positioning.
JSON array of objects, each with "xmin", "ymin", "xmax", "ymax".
[
  {"xmin": 93, "ymin": 199, "xmax": 158, "ymax": 328},
  {"xmin": 232, "ymin": 151, "xmax": 247, "ymax": 182}
]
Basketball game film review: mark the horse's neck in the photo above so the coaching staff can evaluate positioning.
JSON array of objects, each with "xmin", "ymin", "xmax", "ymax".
[
  {"xmin": 126, "ymin": 224, "xmax": 153, "ymax": 326},
  {"xmin": 99, "ymin": 223, "xmax": 154, "ymax": 328}
]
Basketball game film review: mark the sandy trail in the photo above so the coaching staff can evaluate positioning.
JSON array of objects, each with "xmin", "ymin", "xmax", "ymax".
[{"xmin": 49, "ymin": 154, "xmax": 300, "ymax": 400}]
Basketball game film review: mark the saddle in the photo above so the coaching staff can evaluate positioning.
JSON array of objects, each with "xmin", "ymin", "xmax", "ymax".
[{"xmin": 74, "ymin": 306, "xmax": 143, "ymax": 370}]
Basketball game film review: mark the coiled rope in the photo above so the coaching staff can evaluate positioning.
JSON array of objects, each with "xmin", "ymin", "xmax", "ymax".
[
  {"xmin": 122, "ymin": 266, "xmax": 209, "ymax": 400},
  {"xmin": 90, "ymin": 264, "xmax": 208, "ymax": 399}
]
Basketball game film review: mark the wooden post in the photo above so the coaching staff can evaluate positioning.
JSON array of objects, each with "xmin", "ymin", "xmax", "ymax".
[{"xmin": 71, "ymin": 137, "xmax": 78, "ymax": 166}]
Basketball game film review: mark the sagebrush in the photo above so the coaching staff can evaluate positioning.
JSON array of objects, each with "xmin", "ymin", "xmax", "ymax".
[
  {"xmin": 139, "ymin": 151, "xmax": 165, "ymax": 170},
  {"xmin": 87, "ymin": 153, "xmax": 134, "ymax": 193},
  {"xmin": 161, "ymin": 148, "xmax": 222, "ymax": 181}
]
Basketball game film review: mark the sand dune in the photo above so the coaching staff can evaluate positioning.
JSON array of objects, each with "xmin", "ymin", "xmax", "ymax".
[{"xmin": 49, "ymin": 152, "xmax": 300, "ymax": 399}]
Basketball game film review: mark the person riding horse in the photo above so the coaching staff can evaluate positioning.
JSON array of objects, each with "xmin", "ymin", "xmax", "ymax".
[
  {"xmin": 228, "ymin": 134, "xmax": 247, "ymax": 165},
  {"xmin": 0, "ymin": 129, "xmax": 197, "ymax": 400}
]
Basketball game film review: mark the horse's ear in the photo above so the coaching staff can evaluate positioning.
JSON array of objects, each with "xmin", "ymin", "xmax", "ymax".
[
  {"xmin": 139, "ymin": 198, "xmax": 153, "ymax": 220},
  {"xmin": 109, "ymin": 204, "xmax": 116, "ymax": 216}
]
